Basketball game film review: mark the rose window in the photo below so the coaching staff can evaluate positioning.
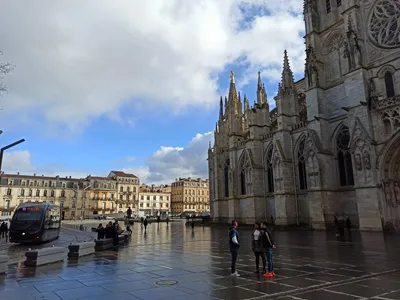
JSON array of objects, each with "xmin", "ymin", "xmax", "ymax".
[{"xmin": 368, "ymin": 0, "xmax": 400, "ymax": 48}]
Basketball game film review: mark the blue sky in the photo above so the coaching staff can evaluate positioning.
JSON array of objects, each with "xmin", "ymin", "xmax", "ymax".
[{"xmin": 0, "ymin": 0, "xmax": 304, "ymax": 184}]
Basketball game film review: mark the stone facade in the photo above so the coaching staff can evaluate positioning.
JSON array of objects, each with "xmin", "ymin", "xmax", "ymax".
[
  {"xmin": 0, "ymin": 170, "xmax": 139, "ymax": 220},
  {"xmin": 171, "ymin": 177, "xmax": 210, "ymax": 214},
  {"xmin": 208, "ymin": 0, "xmax": 400, "ymax": 231},
  {"xmin": 138, "ymin": 184, "xmax": 171, "ymax": 216}
]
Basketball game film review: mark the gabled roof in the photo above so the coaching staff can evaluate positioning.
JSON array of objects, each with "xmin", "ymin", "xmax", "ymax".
[{"xmin": 109, "ymin": 171, "xmax": 138, "ymax": 178}]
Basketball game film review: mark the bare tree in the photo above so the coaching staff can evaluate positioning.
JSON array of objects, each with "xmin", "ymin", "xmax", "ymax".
[{"xmin": 0, "ymin": 51, "xmax": 14, "ymax": 94}]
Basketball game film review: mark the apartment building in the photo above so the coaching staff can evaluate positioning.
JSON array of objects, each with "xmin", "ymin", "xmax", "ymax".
[
  {"xmin": 138, "ymin": 184, "xmax": 171, "ymax": 216},
  {"xmin": 170, "ymin": 177, "xmax": 210, "ymax": 214},
  {"xmin": 0, "ymin": 170, "xmax": 139, "ymax": 220}
]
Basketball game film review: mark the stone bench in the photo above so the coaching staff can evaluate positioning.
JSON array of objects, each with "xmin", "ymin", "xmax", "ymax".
[
  {"xmin": 24, "ymin": 247, "xmax": 66, "ymax": 267},
  {"xmin": 0, "ymin": 255, "xmax": 9, "ymax": 274},
  {"xmin": 68, "ymin": 242, "xmax": 95, "ymax": 258},
  {"xmin": 94, "ymin": 238, "xmax": 114, "ymax": 251},
  {"xmin": 121, "ymin": 232, "xmax": 130, "ymax": 242}
]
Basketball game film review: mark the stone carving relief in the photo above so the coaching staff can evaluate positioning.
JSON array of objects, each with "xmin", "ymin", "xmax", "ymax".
[
  {"xmin": 350, "ymin": 119, "xmax": 374, "ymax": 184},
  {"xmin": 305, "ymin": 46, "xmax": 319, "ymax": 88},
  {"xmin": 368, "ymin": 78, "xmax": 379, "ymax": 109},
  {"xmin": 239, "ymin": 150, "xmax": 252, "ymax": 195},
  {"xmin": 368, "ymin": 0, "xmax": 400, "ymax": 49},
  {"xmin": 355, "ymin": 153, "xmax": 362, "ymax": 171},
  {"xmin": 322, "ymin": 31, "xmax": 345, "ymax": 82},
  {"xmin": 303, "ymin": 131, "xmax": 322, "ymax": 188},
  {"xmin": 380, "ymin": 108, "xmax": 400, "ymax": 135},
  {"xmin": 343, "ymin": 14, "xmax": 362, "ymax": 70}
]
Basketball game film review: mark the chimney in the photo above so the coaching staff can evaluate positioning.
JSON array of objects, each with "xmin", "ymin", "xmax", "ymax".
[
  {"xmin": 34, "ymin": 173, "xmax": 36, "ymax": 176},
  {"xmin": 17, "ymin": 172, "xmax": 19, "ymax": 175}
]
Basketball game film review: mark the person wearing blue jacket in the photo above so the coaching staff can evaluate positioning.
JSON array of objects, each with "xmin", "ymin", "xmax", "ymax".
[{"xmin": 228, "ymin": 220, "xmax": 240, "ymax": 276}]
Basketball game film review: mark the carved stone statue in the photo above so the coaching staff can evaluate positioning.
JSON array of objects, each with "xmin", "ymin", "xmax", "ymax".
[
  {"xmin": 349, "ymin": 34, "xmax": 361, "ymax": 67},
  {"xmin": 230, "ymin": 71, "xmax": 235, "ymax": 83},
  {"xmin": 368, "ymin": 78, "xmax": 379, "ymax": 108},
  {"xmin": 355, "ymin": 153, "xmax": 362, "ymax": 171},
  {"xmin": 345, "ymin": 15, "xmax": 362, "ymax": 70},
  {"xmin": 384, "ymin": 180, "xmax": 395, "ymax": 207},
  {"xmin": 363, "ymin": 152, "xmax": 371, "ymax": 170},
  {"xmin": 394, "ymin": 181, "xmax": 400, "ymax": 204},
  {"xmin": 305, "ymin": 46, "xmax": 319, "ymax": 87}
]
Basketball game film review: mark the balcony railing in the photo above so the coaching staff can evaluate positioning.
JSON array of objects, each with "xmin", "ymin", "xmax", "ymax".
[{"xmin": 375, "ymin": 95, "xmax": 400, "ymax": 110}]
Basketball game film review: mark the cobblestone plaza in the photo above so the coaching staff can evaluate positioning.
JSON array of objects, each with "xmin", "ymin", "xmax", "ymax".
[{"xmin": 1, "ymin": 222, "xmax": 400, "ymax": 299}]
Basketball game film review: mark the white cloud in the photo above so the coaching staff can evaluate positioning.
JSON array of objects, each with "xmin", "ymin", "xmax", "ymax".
[
  {"xmin": 2, "ymin": 150, "xmax": 89, "ymax": 179},
  {"xmin": 2, "ymin": 150, "xmax": 34, "ymax": 174},
  {"xmin": 2, "ymin": 131, "xmax": 213, "ymax": 184},
  {"xmin": 0, "ymin": 0, "xmax": 304, "ymax": 132},
  {"xmin": 123, "ymin": 131, "xmax": 213, "ymax": 184}
]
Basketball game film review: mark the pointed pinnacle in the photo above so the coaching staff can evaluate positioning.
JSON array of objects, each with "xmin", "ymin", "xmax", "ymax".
[{"xmin": 258, "ymin": 71, "xmax": 262, "ymax": 89}]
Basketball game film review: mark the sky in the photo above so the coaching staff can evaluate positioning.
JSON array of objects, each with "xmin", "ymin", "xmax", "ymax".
[{"xmin": 0, "ymin": 0, "xmax": 305, "ymax": 185}]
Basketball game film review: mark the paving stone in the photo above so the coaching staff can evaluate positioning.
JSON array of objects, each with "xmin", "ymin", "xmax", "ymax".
[
  {"xmin": 1, "ymin": 223, "xmax": 400, "ymax": 299},
  {"xmin": 296, "ymin": 289, "xmax": 361, "ymax": 299}
]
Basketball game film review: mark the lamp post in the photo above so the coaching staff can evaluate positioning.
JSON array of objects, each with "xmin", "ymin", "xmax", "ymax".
[
  {"xmin": 73, "ymin": 184, "xmax": 92, "ymax": 221},
  {"xmin": 0, "ymin": 138, "xmax": 25, "ymax": 174}
]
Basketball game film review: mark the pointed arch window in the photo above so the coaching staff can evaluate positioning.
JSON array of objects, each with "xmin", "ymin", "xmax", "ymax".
[
  {"xmin": 240, "ymin": 170, "xmax": 246, "ymax": 195},
  {"xmin": 266, "ymin": 147, "xmax": 274, "ymax": 193},
  {"xmin": 326, "ymin": 0, "xmax": 331, "ymax": 13},
  {"xmin": 385, "ymin": 71, "xmax": 395, "ymax": 98},
  {"xmin": 336, "ymin": 126, "xmax": 354, "ymax": 186},
  {"xmin": 239, "ymin": 152, "xmax": 251, "ymax": 195},
  {"xmin": 224, "ymin": 159, "xmax": 230, "ymax": 197},
  {"xmin": 297, "ymin": 138, "xmax": 308, "ymax": 190}
]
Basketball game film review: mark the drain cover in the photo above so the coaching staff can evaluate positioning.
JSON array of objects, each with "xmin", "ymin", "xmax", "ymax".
[{"xmin": 156, "ymin": 280, "xmax": 178, "ymax": 286}]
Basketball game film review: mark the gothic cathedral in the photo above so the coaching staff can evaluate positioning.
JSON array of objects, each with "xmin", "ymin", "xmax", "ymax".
[{"xmin": 207, "ymin": 0, "xmax": 400, "ymax": 231}]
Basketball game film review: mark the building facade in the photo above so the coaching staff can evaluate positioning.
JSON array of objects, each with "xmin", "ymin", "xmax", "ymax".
[
  {"xmin": 138, "ymin": 184, "xmax": 171, "ymax": 216},
  {"xmin": 208, "ymin": 0, "xmax": 400, "ymax": 231},
  {"xmin": 0, "ymin": 170, "xmax": 139, "ymax": 220},
  {"xmin": 108, "ymin": 171, "xmax": 140, "ymax": 213},
  {"xmin": 171, "ymin": 177, "xmax": 210, "ymax": 214}
]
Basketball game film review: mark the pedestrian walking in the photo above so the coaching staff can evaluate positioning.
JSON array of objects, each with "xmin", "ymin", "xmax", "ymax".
[
  {"xmin": 261, "ymin": 222, "xmax": 275, "ymax": 278},
  {"xmin": 127, "ymin": 207, "xmax": 132, "ymax": 219},
  {"xmin": 228, "ymin": 220, "xmax": 240, "ymax": 277},
  {"xmin": 252, "ymin": 222, "xmax": 266, "ymax": 274},
  {"xmin": 191, "ymin": 220, "xmax": 195, "ymax": 231},
  {"xmin": 143, "ymin": 218, "xmax": 148, "ymax": 232}
]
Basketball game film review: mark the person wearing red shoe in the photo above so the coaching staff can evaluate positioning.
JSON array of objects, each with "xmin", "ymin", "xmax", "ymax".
[{"xmin": 261, "ymin": 222, "xmax": 276, "ymax": 277}]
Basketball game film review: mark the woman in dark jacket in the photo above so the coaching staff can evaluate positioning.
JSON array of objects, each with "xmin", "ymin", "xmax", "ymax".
[
  {"xmin": 96, "ymin": 223, "xmax": 105, "ymax": 240},
  {"xmin": 251, "ymin": 222, "xmax": 266, "ymax": 274}
]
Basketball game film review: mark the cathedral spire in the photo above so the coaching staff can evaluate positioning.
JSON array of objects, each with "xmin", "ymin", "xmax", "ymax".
[
  {"xmin": 257, "ymin": 71, "xmax": 262, "ymax": 91},
  {"xmin": 228, "ymin": 71, "xmax": 238, "ymax": 102},
  {"xmin": 219, "ymin": 96, "xmax": 223, "ymax": 120},
  {"xmin": 257, "ymin": 71, "xmax": 266, "ymax": 105},
  {"xmin": 244, "ymin": 94, "xmax": 250, "ymax": 111},
  {"xmin": 281, "ymin": 50, "xmax": 295, "ymax": 90}
]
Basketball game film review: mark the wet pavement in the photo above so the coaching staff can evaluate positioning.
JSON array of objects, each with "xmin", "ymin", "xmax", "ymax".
[
  {"xmin": 1, "ymin": 221, "xmax": 400, "ymax": 299},
  {"xmin": 0, "ymin": 226, "xmax": 95, "ymax": 264}
]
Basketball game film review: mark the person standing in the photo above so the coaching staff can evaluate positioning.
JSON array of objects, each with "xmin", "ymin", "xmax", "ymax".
[
  {"xmin": 229, "ymin": 220, "xmax": 240, "ymax": 277},
  {"xmin": 127, "ymin": 207, "xmax": 132, "ymax": 219},
  {"xmin": 252, "ymin": 222, "xmax": 266, "ymax": 274},
  {"xmin": 261, "ymin": 222, "xmax": 276, "ymax": 278},
  {"xmin": 143, "ymin": 218, "xmax": 148, "ymax": 233}
]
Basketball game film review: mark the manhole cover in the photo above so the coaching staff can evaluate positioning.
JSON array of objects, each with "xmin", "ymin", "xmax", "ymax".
[{"xmin": 156, "ymin": 280, "xmax": 178, "ymax": 286}]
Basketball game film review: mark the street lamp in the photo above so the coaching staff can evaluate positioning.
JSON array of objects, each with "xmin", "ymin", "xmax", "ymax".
[
  {"xmin": 0, "ymin": 138, "xmax": 25, "ymax": 173},
  {"xmin": 72, "ymin": 184, "xmax": 92, "ymax": 221}
]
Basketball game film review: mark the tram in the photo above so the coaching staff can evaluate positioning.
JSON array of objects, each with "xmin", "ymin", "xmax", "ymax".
[{"xmin": 9, "ymin": 202, "xmax": 61, "ymax": 244}]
